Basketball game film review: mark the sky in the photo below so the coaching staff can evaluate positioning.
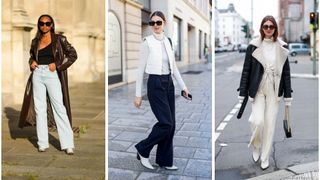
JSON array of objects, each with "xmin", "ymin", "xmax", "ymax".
[{"xmin": 216, "ymin": 0, "xmax": 279, "ymax": 36}]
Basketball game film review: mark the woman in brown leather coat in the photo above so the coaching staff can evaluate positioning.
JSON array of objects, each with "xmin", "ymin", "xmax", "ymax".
[{"xmin": 19, "ymin": 14, "xmax": 77, "ymax": 155}]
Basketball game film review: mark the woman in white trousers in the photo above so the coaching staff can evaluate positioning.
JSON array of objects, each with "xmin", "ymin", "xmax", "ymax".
[{"xmin": 238, "ymin": 16, "xmax": 293, "ymax": 170}]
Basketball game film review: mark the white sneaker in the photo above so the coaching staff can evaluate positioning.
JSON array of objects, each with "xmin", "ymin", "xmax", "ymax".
[
  {"xmin": 137, "ymin": 152, "xmax": 154, "ymax": 170},
  {"xmin": 38, "ymin": 147, "xmax": 47, "ymax": 152},
  {"xmin": 252, "ymin": 147, "xmax": 260, "ymax": 163},
  {"xmin": 66, "ymin": 148, "xmax": 74, "ymax": 155},
  {"xmin": 163, "ymin": 165, "xmax": 179, "ymax": 171},
  {"xmin": 261, "ymin": 159, "xmax": 269, "ymax": 170}
]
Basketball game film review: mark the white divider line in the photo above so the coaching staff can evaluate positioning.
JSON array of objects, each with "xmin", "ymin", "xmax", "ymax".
[
  {"xmin": 235, "ymin": 103, "xmax": 242, "ymax": 109},
  {"xmin": 215, "ymin": 133, "xmax": 220, "ymax": 142},
  {"xmin": 229, "ymin": 108, "xmax": 238, "ymax": 114},
  {"xmin": 216, "ymin": 122, "xmax": 227, "ymax": 131},
  {"xmin": 223, "ymin": 114, "xmax": 233, "ymax": 122},
  {"xmin": 215, "ymin": 103, "xmax": 242, "ymax": 142}
]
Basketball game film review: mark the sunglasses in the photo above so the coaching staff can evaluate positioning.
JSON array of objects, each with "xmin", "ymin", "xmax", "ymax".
[
  {"xmin": 262, "ymin": 25, "xmax": 275, "ymax": 30},
  {"xmin": 149, "ymin": 21, "xmax": 163, "ymax": 26},
  {"xmin": 39, "ymin": 21, "xmax": 52, "ymax": 27}
]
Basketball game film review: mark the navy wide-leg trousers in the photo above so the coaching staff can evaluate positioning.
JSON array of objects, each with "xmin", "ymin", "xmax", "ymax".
[{"xmin": 135, "ymin": 74, "xmax": 175, "ymax": 167}]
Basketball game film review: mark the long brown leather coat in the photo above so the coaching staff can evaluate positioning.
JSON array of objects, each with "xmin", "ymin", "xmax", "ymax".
[{"xmin": 19, "ymin": 33, "xmax": 77, "ymax": 128}]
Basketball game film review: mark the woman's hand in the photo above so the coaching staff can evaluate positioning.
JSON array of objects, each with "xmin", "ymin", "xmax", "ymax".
[
  {"xmin": 134, "ymin": 96, "xmax": 142, "ymax": 108},
  {"xmin": 30, "ymin": 61, "xmax": 38, "ymax": 70},
  {"xmin": 48, "ymin": 63, "xmax": 56, "ymax": 72},
  {"xmin": 183, "ymin": 89, "xmax": 191, "ymax": 100}
]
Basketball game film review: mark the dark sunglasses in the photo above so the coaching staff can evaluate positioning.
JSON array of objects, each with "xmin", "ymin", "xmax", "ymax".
[
  {"xmin": 148, "ymin": 21, "xmax": 163, "ymax": 26},
  {"xmin": 262, "ymin": 25, "xmax": 275, "ymax": 30},
  {"xmin": 39, "ymin": 21, "xmax": 52, "ymax": 27}
]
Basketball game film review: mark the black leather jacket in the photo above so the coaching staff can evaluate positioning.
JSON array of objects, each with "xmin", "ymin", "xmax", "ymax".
[{"xmin": 238, "ymin": 44, "xmax": 292, "ymax": 99}]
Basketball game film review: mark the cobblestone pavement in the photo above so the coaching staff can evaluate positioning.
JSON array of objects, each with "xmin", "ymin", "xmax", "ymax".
[
  {"xmin": 2, "ymin": 75, "xmax": 105, "ymax": 179},
  {"xmin": 108, "ymin": 62, "xmax": 212, "ymax": 180}
]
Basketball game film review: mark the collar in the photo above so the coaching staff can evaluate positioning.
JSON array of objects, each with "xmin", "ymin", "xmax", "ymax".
[
  {"xmin": 250, "ymin": 36, "xmax": 289, "ymax": 74},
  {"xmin": 249, "ymin": 36, "xmax": 287, "ymax": 48},
  {"xmin": 152, "ymin": 32, "xmax": 164, "ymax": 41}
]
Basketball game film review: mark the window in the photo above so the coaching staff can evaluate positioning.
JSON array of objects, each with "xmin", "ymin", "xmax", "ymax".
[
  {"xmin": 173, "ymin": 17, "xmax": 182, "ymax": 61},
  {"xmin": 136, "ymin": 0, "xmax": 150, "ymax": 10}
]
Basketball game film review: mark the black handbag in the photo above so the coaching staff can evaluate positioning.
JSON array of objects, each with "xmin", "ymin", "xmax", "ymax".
[{"xmin": 283, "ymin": 105, "xmax": 292, "ymax": 138}]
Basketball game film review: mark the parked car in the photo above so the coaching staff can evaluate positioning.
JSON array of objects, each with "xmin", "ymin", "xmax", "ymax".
[
  {"xmin": 289, "ymin": 43, "xmax": 310, "ymax": 56},
  {"xmin": 238, "ymin": 44, "xmax": 248, "ymax": 53},
  {"xmin": 225, "ymin": 44, "xmax": 236, "ymax": 52},
  {"xmin": 215, "ymin": 45, "xmax": 227, "ymax": 53}
]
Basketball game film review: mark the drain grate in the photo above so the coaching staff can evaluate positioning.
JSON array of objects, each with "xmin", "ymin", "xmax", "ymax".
[{"xmin": 182, "ymin": 70, "xmax": 203, "ymax": 74}]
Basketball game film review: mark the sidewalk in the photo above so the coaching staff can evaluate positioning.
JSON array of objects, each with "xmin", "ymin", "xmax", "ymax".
[
  {"xmin": 108, "ymin": 62, "xmax": 212, "ymax": 179},
  {"xmin": 2, "ymin": 75, "xmax": 105, "ymax": 179},
  {"xmin": 248, "ymin": 55, "xmax": 319, "ymax": 180}
]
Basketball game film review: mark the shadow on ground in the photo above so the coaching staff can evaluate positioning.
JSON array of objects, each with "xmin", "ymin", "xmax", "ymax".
[{"xmin": 3, "ymin": 107, "xmax": 61, "ymax": 151}]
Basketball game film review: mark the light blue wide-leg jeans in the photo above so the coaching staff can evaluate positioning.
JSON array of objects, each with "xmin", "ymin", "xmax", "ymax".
[{"xmin": 32, "ymin": 65, "xmax": 74, "ymax": 150}]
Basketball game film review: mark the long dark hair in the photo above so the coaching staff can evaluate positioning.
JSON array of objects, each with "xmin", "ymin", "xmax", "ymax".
[
  {"xmin": 259, "ymin": 15, "xmax": 278, "ymax": 42},
  {"xmin": 150, "ymin": 11, "xmax": 166, "ymax": 22},
  {"xmin": 34, "ymin": 14, "xmax": 55, "ymax": 40}
]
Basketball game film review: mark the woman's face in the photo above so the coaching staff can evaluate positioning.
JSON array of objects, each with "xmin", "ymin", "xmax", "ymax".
[
  {"xmin": 39, "ymin": 16, "xmax": 52, "ymax": 34},
  {"xmin": 150, "ymin": 15, "xmax": 165, "ymax": 34},
  {"xmin": 262, "ymin": 20, "xmax": 275, "ymax": 39}
]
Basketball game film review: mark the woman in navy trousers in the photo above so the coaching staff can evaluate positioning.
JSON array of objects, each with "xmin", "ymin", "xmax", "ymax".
[{"xmin": 134, "ymin": 11, "xmax": 190, "ymax": 170}]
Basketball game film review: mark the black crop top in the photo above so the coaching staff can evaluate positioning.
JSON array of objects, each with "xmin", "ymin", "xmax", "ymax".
[{"xmin": 38, "ymin": 43, "xmax": 54, "ymax": 65}]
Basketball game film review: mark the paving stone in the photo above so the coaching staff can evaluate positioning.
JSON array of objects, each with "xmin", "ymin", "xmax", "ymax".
[
  {"xmin": 111, "ymin": 118, "xmax": 153, "ymax": 128},
  {"xmin": 173, "ymin": 136, "xmax": 189, "ymax": 146},
  {"xmin": 108, "ymin": 168, "xmax": 139, "ymax": 180},
  {"xmin": 156, "ymin": 158, "xmax": 189, "ymax": 176},
  {"xmin": 174, "ymin": 147, "xmax": 196, "ymax": 158},
  {"xmin": 176, "ymin": 131, "xmax": 202, "ymax": 137},
  {"xmin": 201, "ymin": 132, "xmax": 212, "ymax": 138},
  {"xmin": 167, "ymin": 175, "xmax": 196, "ymax": 180},
  {"xmin": 109, "ymin": 125, "xmax": 149, "ymax": 133},
  {"xmin": 180, "ymin": 123, "xmax": 200, "ymax": 131},
  {"xmin": 184, "ymin": 159, "xmax": 212, "ymax": 178},
  {"xmin": 198, "ymin": 123, "xmax": 211, "ymax": 132},
  {"xmin": 182, "ymin": 118, "xmax": 201, "ymax": 123},
  {"xmin": 114, "ymin": 132, "xmax": 148, "ymax": 142},
  {"xmin": 109, "ymin": 140, "xmax": 133, "ymax": 152},
  {"xmin": 193, "ymin": 149, "xmax": 212, "ymax": 160},
  {"xmin": 136, "ymin": 172, "xmax": 168, "ymax": 180},
  {"xmin": 187, "ymin": 137, "xmax": 210, "ymax": 148}
]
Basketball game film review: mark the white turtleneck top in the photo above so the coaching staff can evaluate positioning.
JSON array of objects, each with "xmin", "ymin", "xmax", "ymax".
[{"xmin": 261, "ymin": 38, "xmax": 276, "ymax": 68}]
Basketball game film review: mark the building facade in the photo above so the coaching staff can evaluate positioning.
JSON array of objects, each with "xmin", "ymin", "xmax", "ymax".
[
  {"xmin": 278, "ymin": 0, "xmax": 319, "ymax": 43},
  {"xmin": 2, "ymin": 0, "xmax": 105, "ymax": 104},
  {"xmin": 217, "ymin": 3, "xmax": 248, "ymax": 47},
  {"xmin": 108, "ymin": 0, "xmax": 211, "ymax": 86}
]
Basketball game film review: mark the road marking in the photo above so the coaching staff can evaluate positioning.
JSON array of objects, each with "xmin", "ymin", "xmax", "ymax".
[
  {"xmin": 219, "ymin": 143, "xmax": 228, "ymax": 147},
  {"xmin": 216, "ymin": 122, "xmax": 227, "ymax": 131},
  {"xmin": 229, "ymin": 108, "xmax": 238, "ymax": 114},
  {"xmin": 235, "ymin": 103, "xmax": 242, "ymax": 109},
  {"xmin": 215, "ymin": 103, "xmax": 242, "ymax": 142},
  {"xmin": 223, "ymin": 114, "xmax": 233, "ymax": 121},
  {"xmin": 214, "ymin": 133, "xmax": 220, "ymax": 142}
]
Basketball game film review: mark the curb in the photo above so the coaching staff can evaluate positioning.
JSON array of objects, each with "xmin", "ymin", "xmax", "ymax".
[
  {"xmin": 291, "ymin": 73, "xmax": 318, "ymax": 79},
  {"xmin": 246, "ymin": 161, "xmax": 318, "ymax": 180}
]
